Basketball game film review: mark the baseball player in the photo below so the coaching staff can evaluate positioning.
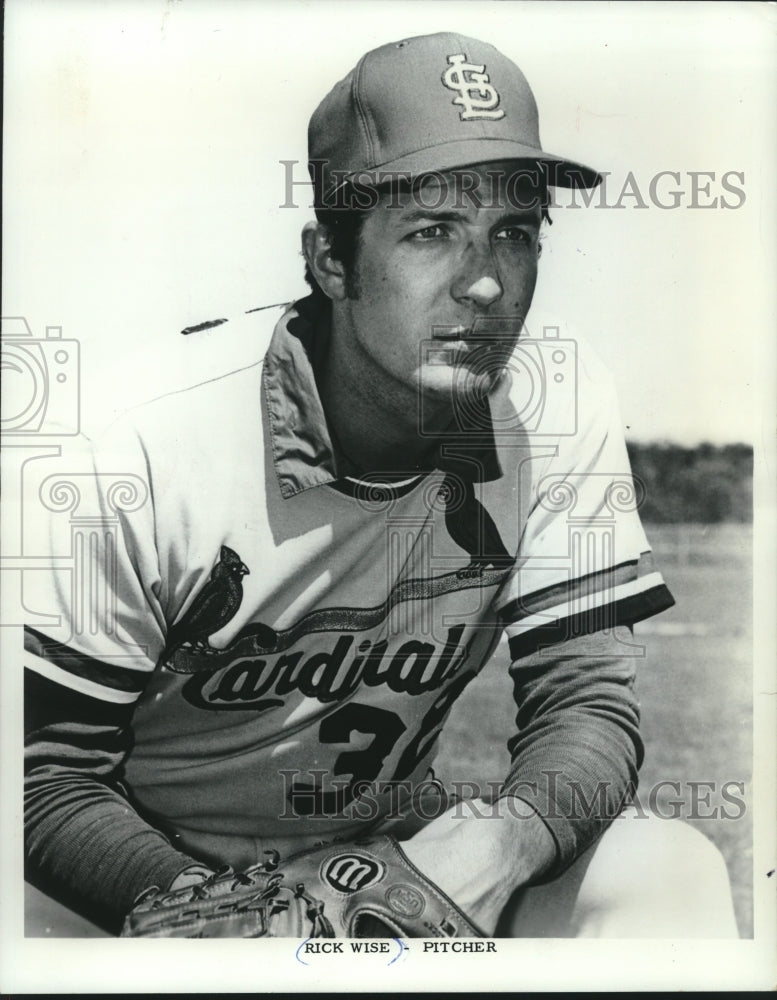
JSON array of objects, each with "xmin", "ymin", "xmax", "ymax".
[{"xmin": 24, "ymin": 32, "xmax": 737, "ymax": 938}]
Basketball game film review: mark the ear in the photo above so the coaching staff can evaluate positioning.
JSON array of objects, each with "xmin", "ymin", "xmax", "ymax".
[{"xmin": 301, "ymin": 221, "xmax": 348, "ymax": 302}]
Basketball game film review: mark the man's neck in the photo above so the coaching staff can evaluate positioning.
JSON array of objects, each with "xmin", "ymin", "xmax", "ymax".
[{"xmin": 317, "ymin": 330, "xmax": 449, "ymax": 479}]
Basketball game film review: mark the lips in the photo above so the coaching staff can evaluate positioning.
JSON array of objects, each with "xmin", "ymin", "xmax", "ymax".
[
  {"xmin": 427, "ymin": 320, "xmax": 520, "ymax": 375},
  {"xmin": 427, "ymin": 340, "xmax": 513, "ymax": 374},
  {"xmin": 431, "ymin": 319, "xmax": 522, "ymax": 343},
  {"xmin": 432, "ymin": 325, "xmax": 471, "ymax": 341}
]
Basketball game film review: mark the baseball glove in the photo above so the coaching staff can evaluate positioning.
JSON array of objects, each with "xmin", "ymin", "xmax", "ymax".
[{"xmin": 120, "ymin": 834, "xmax": 485, "ymax": 938}]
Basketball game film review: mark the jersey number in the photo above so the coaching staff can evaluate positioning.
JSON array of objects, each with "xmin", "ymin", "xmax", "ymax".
[{"xmin": 289, "ymin": 671, "xmax": 476, "ymax": 815}]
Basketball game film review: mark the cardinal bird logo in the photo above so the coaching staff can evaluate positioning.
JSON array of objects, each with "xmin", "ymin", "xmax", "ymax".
[
  {"xmin": 160, "ymin": 494, "xmax": 514, "ymax": 679},
  {"xmin": 161, "ymin": 545, "xmax": 249, "ymax": 665}
]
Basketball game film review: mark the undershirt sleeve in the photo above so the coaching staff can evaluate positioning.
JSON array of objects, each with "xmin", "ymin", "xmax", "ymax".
[
  {"xmin": 24, "ymin": 669, "xmax": 201, "ymax": 930},
  {"xmin": 499, "ymin": 626, "xmax": 643, "ymax": 877},
  {"xmin": 486, "ymin": 335, "xmax": 672, "ymax": 875}
]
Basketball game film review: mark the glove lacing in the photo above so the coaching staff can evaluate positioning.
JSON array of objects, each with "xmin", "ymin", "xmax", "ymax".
[
  {"xmin": 293, "ymin": 882, "xmax": 335, "ymax": 937},
  {"xmin": 131, "ymin": 848, "xmax": 335, "ymax": 936}
]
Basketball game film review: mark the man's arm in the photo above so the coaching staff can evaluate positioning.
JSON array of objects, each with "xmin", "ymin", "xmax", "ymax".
[
  {"xmin": 25, "ymin": 670, "xmax": 204, "ymax": 930},
  {"xmin": 21, "ymin": 426, "xmax": 202, "ymax": 927},
  {"xmin": 400, "ymin": 627, "xmax": 641, "ymax": 934}
]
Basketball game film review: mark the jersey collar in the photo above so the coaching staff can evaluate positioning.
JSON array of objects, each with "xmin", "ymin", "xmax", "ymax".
[{"xmin": 263, "ymin": 295, "xmax": 503, "ymax": 499}]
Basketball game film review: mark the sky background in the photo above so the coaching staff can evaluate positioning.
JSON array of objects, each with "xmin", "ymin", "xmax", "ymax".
[{"xmin": 4, "ymin": 0, "xmax": 776, "ymax": 445}]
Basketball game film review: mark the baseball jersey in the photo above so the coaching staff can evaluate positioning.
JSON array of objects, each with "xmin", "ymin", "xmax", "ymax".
[{"xmin": 24, "ymin": 295, "xmax": 673, "ymax": 872}]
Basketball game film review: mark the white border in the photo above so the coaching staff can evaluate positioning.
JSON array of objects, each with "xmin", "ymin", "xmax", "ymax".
[{"xmin": 2, "ymin": 0, "xmax": 775, "ymax": 991}]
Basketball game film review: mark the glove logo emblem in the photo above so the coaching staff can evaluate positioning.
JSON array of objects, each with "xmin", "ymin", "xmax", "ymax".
[
  {"xmin": 442, "ymin": 53, "xmax": 506, "ymax": 122},
  {"xmin": 322, "ymin": 853, "xmax": 385, "ymax": 893},
  {"xmin": 386, "ymin": 883, "xmax": 426, "ymax": 918}
]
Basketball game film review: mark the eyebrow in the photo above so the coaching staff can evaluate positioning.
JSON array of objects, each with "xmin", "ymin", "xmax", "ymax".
[{"xmin": 397, "ymin": 208, "xmax": 541, "ymax": 227}]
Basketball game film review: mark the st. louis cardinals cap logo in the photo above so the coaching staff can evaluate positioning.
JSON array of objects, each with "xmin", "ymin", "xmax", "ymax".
[
  {"xmin": 442, "ymin": 52, "xmax": 505, "ymax": 121},
  {"xmin": 322, "ymin": 852, "xmax": 386, "ymax": 893}
]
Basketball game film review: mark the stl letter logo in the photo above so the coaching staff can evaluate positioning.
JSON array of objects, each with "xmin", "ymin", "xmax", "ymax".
[{"xmin": 442, "ymin": 53, "xmax": 505, "ymax": 121}]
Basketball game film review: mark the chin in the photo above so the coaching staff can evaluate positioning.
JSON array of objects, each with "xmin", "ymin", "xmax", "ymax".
[{"xmin": 415, "ymin": 363, "xmax": 504, "ymax": 414}]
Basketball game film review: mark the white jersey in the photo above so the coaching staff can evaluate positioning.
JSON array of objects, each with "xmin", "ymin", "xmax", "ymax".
[{"xmin": 24, "ymin": 297, "xmax": 673, "ymax": 868}]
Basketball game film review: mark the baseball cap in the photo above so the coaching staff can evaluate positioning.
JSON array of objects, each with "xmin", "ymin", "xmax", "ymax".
[{"xmin": 308, "ymin": 31, "xmax": 602, "ymax": 207}]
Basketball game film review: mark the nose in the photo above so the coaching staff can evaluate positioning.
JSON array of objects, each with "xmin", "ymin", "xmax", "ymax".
[{"xmin": 451, "ymin": 244, "xmax": 504, "ymax": 309}]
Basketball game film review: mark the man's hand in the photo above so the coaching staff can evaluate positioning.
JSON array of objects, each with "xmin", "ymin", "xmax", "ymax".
[{"xmin": 399, "ymin": 796, "xmax": 558, "ymax": 935}]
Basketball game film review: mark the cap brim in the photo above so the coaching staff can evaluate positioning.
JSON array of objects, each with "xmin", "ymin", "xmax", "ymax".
[{"xmin": 344, "ymin": 138, "xmax": 602, "ymax": 190}]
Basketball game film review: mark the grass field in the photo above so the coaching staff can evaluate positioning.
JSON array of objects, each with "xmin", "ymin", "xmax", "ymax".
[{"xmin": 434, "ymin": 522, "xmax": 753, "ymax": 937}]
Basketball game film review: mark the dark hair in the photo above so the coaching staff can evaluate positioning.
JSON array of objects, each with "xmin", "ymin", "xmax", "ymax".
[{"xmin": 303, "ymin": 169, "xmax": 552, "ymax": 301}]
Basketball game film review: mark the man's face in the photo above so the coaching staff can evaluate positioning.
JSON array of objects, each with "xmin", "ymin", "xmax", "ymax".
[{"xmin": 332, "ymin": 162, "xmax": 543, "ymax": 426}]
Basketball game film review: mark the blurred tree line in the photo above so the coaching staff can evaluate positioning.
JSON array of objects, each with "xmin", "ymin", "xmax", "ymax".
[{"xmin": 625, "ymin": 442, "xmax": 753, "ymax": 523}]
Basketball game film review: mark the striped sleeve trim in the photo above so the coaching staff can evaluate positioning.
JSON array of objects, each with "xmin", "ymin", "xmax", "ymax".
[
  {"xmin": 502, "ymin": 554, "xmax": 675, "ymax": 660},
  {"xmin": 24, "ymin": 627, "xmax": 151, "ymax": 705},
  {"xmin": 499, "ymin": 558, "xmax": 641, "ymax": 625}
]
